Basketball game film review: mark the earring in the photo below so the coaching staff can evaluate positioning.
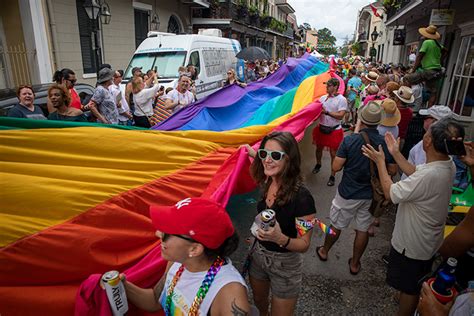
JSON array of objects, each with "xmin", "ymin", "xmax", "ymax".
[{"xmin": 189, "ymin": 254, "xmax": 193, "ymax": 258}]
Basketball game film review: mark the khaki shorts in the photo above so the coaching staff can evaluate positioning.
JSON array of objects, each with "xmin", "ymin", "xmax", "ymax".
[
  {"xmin": 329, "ymin": 190, "xmax": 373, "ymax": 232},
  {"xmin": 249, "ymin": 242, "xmax": 303, "ymax": 299}
]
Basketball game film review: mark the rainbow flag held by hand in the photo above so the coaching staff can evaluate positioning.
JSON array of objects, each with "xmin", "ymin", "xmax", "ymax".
[{"xmin": 0, "ymin": 54, "xmax": 344, "ymax": 315}]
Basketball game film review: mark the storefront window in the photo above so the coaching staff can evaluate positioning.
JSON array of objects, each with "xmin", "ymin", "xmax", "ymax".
[{"xmin": 448, "ymin": 36, "xmax": 474, "ymax": 117}]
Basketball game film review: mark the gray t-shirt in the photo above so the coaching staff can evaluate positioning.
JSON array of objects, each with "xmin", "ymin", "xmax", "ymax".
[
  {"xmin": 8, "ymin": 104, "xmax": 47, "ymax": 120},
  {"xmin": 92, "ymin": 85, "xmax": 118, "ymax": 124}
]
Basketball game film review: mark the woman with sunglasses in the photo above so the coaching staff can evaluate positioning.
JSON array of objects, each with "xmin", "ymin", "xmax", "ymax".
[
  {"xmin": 223, "ymin": 68, "xmax": 247, "ymax": 88},
  {"xmin": 52, "ymin": 68, "xmax": 82, "ymax": 111},
  {"xmin": 246, "ymin": 131, "xmax": 316, "ymax": 316},
  {"xmin": 120, "ymin": 197, "xmax": 250, "ymax": 315}
]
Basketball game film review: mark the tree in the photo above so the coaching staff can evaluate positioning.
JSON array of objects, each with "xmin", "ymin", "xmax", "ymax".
[{"xmin": 316, "ymin": 27, "xmax": 337, "ymax": 55}]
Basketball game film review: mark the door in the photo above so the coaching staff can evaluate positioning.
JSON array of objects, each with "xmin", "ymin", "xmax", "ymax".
[{"xmin": 135, "ymin": 9, "xmax": 149, "ymax": 48}]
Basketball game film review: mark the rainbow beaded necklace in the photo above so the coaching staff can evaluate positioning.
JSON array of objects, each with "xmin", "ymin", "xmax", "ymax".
[{"xmin": 165, "ymin": 256, "xmax": 225, "ymax": 316}]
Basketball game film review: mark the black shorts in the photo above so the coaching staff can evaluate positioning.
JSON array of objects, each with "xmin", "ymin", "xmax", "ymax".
[{"xmin": 386, "ymin": 246, "xmax": 434, "ymax": 295}]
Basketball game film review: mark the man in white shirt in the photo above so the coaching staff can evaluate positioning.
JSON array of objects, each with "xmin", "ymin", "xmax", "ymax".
[
  {"xmin": 109, "ymin": 70, "xmax": 133, "ymax": 125},
  {"xmin": 164, "ymin": 73, "xmax": 195, "ymax": 113},
  {"xmin": 312, "ymin": 78, "xmax": 348, "ymax": 186},
  {"xmin": 401, "ymin": 105, "xmax": 452, "ymax": 179},
  {"xmin": 362, "ymin": 118, "xmax": 465, "ymax": 316}
]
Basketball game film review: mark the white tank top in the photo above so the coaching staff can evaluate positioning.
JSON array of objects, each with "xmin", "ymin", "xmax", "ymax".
[{"xmin": 159, "ymin": 259, "xmax": 247, "ymax": 315}]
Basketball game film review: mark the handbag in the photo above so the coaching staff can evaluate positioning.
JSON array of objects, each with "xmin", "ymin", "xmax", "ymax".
[
  {"xmin": 360, "ymin": 131, "xmax": 393, "ymax": 217},
  {"xmin": 319, "ymin": 124, "xmax": 337, "ymax": 134}
]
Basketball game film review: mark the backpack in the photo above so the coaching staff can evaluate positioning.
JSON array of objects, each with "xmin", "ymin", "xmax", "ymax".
[{"xmin": 360, "ymin": 131, "xmax": 393, "ymax": 217}]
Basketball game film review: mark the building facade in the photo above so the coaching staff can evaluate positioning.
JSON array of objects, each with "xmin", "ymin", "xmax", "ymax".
[
  {"xmin": 0, "ymin": 0, "xmax": 205, "ymax": 88},
  {"xmin": 384, "ymin": 0, "xmax": 474, "ymax": 132},
  {"xmin": 191, "ymin": 0, "xmax": 295, "ymax": 60}
]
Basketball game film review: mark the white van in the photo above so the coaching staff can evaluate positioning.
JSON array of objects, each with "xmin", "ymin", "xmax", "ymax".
[{"xmin": 122, "ymin": 29, "xmax": 241, "ymax": 99}]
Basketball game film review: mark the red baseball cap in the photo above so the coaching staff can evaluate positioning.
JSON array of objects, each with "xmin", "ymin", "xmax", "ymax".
[{"xmin": 150, "ymin": 197, "xmax": 235, "ymax": 249}]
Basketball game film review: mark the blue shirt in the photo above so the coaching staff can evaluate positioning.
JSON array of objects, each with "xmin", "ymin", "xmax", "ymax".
[
  {"xmin": 336, "ymin": 128, "xmax": 394, "ymax": 200},
  {"xmin": 346, "ymin": 76, "xmax": 362, "ymax": 102}
]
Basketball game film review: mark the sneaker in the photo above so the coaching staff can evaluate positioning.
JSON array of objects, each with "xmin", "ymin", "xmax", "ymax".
[
  {"xmin": 382, "ymin": 254, "xmax": 389, "ymax": 265},
  {"xmin": 327, "ymin": 175, "xmax": 335, "ymax": 186},
  {"xmin": 312, "ymin": 164, "xmax": 322, "ymax": 174}
]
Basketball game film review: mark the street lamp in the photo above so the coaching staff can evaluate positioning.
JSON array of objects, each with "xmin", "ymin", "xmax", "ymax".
[
  {"xmin": 84, "ymin": 0, "xmax": 111, "ymax": 24},
  {"xmin": 150, "ymin": 13, "xmax": 160, "ymax": 31},
  {"xmin": 370, "ymin": 27, "xmax": 379, "ymax": 62},
  {"xmin": 83, "ymin": 0, "xmax": 112, "ymax": 72}
]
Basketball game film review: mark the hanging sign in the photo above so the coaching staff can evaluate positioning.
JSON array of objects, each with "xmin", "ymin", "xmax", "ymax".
[{"xmin": 429, "ymin": 9, "xmax": 455, "ymax": 26}]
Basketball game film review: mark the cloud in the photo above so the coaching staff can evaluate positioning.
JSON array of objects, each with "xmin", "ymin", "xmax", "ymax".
[{"xmin": 288, "ymin": 0, "xmax": 373, "ymax": 46}]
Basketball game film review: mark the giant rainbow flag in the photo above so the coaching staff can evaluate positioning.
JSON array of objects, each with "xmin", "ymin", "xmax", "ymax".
[{"xmin": 0, "ymin": 54, "xmax": 343, "ymax": 315}]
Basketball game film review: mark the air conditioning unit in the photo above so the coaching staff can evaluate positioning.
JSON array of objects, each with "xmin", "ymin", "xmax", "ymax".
[{"xmin": 198, "ymin": 28, "xmax": 222, "ymax": 37}]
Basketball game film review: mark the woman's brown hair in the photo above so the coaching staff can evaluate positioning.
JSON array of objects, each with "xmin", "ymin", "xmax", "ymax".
[
  {"xmin": 48, "ymin": 83, "xmax": 71, "ymax": 107},
  {"xmin": 16, "ymin": 85, "xmax": 34, "ymax": 98},
  {"xmin": 250, "ymin": 131, "xmax": 303, "ymax": 206}
]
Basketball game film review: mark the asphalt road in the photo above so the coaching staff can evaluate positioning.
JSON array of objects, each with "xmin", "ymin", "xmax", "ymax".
[{"xmin": 227, "ymin": 122, "xmax": 398, "ymax": 315}]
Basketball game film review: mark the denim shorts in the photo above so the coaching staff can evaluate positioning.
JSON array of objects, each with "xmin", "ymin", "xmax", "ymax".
[{"xmin": 249, "ymin": 242, "xmax": 303, "ymax": 299}]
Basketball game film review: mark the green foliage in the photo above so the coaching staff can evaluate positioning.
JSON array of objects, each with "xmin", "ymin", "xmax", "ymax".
[
  {"xmin": 316, "ymin": 27, "xmax": 337, "ymax": 55},
  {"xmin": 269, "ymin": 18, "xmax": 287, "ymax": 33},
  {"xmin": 351, "ymin": 42, "xmax": 362, "ymax": 56},
  {"xmin": 383, "ymin": 0, "xmax": 401, "ymax": 9},
  {"xmin": 249, "ymin": 5, "xmax": 259, "ymax": 16}
]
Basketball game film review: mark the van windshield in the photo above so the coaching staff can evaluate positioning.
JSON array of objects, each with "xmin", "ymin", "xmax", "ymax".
[{"xmin": 124, "ymin": 51, "xmax": 187, "ymax": 80}]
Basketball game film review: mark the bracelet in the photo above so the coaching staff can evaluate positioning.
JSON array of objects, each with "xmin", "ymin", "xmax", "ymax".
[{"xmin": 280, "ymin": 237, "xmax": 291, "ymax": 248}]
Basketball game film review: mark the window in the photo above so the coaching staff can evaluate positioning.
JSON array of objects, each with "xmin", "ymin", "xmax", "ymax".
[
  {"xmin": 76, "ymin": 0, "xmax": 101, "ymax": 74},
  {"xmin": 168, "ymin": 15, "xmax": 181, "ymax": 34},
  {"xmin": 124, "ymin": 51, "xmax": 187, "ymax": 80},
  {"xmin": 188, "ymin": 51, "xmax": 201, "ymax": 76},
  {"xmin": 135, "ymin": 9, "xmax": 149, "ymax": 48},
  {"xmin": 447, "ymin": 36, "xmax": 474, "ymax": 117}
]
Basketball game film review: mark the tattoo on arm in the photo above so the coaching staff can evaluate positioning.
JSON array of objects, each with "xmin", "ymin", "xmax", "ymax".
[
  {"xmin": 231, "ymin": 299, "xmax": 248, "ymax": 316},
  {"xmin": 153, "ymin": 277, "xmax": 166, "ymax": 303}
]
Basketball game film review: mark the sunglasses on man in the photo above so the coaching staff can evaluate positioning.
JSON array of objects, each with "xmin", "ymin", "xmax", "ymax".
[{"xmin": 257, "ymin": 149, "xmax": 286, "ymax": 161}]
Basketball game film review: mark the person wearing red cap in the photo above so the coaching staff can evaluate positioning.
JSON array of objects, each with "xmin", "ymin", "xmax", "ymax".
[
  {"xmin": 247, "ymin": 131, "xmax": 317, "ymax": 316},
  {"xmin": 121, "ymin": 197, "xmax": 250, "ymax": 315}
]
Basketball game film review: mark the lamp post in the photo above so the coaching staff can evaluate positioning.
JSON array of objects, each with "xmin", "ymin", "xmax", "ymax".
[
  {"xmin": 83, "ymin": 0, "xmax": 111, "ymax": 71},
  {"xmin": 370, "ymin": 27, "xmax": 379, "ymax": 62}
]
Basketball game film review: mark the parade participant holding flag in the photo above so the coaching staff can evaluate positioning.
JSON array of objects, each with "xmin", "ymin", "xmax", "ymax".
[
  {"xmin": 120, "ymin": 197, "xmax": 250, "ymax": 315},
  {"xmin": 245, "ymin": 131, "xmax": 316, "ymax": 316}
]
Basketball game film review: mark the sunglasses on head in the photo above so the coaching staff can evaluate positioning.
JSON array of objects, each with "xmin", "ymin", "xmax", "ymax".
[
  {"xmin": 162, "ymin": 233, "xmax": 195, "ymax": 243},
  {"xmin": 258, "ymin": 149, "xmax": 286, "ymax": 161}
]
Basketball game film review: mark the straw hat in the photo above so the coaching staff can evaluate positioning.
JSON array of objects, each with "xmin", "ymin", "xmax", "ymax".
[
  {"xmin": 365, "ymin": 71, "xmax": 379, "ymax": 82},
  {"xmin": 418, "ymin": 25, "xmax": 441, "ymax": 40},
  {"xmin": 367, "ymin": 85, "xmax": 379, "ymax": 95},
  {"xmin": 393, "ymin": 86, "xmax": 415, "ymax": 104},
  {"xmin": 359, "ymin": 101, "xmax": 382, "ymax": 125},
  {"xmin": 380, "ymin": 99, "xmax": 401, "ymax": 127}
]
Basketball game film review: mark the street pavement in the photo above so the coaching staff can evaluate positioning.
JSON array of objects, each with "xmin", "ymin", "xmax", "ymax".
[{"xmin": 227, "ymin": 122, "xmax": 398, "ymax": 315}]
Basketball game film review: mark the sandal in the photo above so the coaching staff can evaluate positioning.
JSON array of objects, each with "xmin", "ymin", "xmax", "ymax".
[
  {"xmin": 348, "ymin": 258, "xmax": 361, "ymax": 275},
  {"xmin": 316, "ymin": 246, "xmax": 328, "ymax": 262}
]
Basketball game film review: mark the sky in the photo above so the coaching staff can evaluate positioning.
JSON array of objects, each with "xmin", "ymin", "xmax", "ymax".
[{"xmin": 288, "ymin": 0, "xmax": 373, "ymax": 46}]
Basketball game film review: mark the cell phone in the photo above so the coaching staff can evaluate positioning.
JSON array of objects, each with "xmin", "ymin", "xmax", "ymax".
[
  {"xmin": 444, "ymin": 139, "xmax": 466, "ymax": 156},
  {"xmin": 159, "ymin": 85, "xmax": 164, "ymax": 91}
]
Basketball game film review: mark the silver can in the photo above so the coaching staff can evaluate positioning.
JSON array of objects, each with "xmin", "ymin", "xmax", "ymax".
[
  {"xmin": 102, "ymin": 270, "xmax": 129, "ymax": 316},
  {"xmin": 259, "ymin": 209, "xmax": 276, "ymax": 231}
]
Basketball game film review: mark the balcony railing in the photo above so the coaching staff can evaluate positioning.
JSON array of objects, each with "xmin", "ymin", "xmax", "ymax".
[
  {"xmin": 385, "ymin": 0, "xmax": 412, "ymax": 20},
  {"xmin": 192, "ymin": 2, "xmax": 292, "ymax": 35}
]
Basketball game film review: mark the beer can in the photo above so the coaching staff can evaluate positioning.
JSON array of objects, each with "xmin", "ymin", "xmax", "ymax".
[
  {"xmin": 259, "ymin": 209, "xmax": 276, "ymax": 231},
  {"xmin": 102, "ymin": 270, "xmax": 129, "ymax": 316}
]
